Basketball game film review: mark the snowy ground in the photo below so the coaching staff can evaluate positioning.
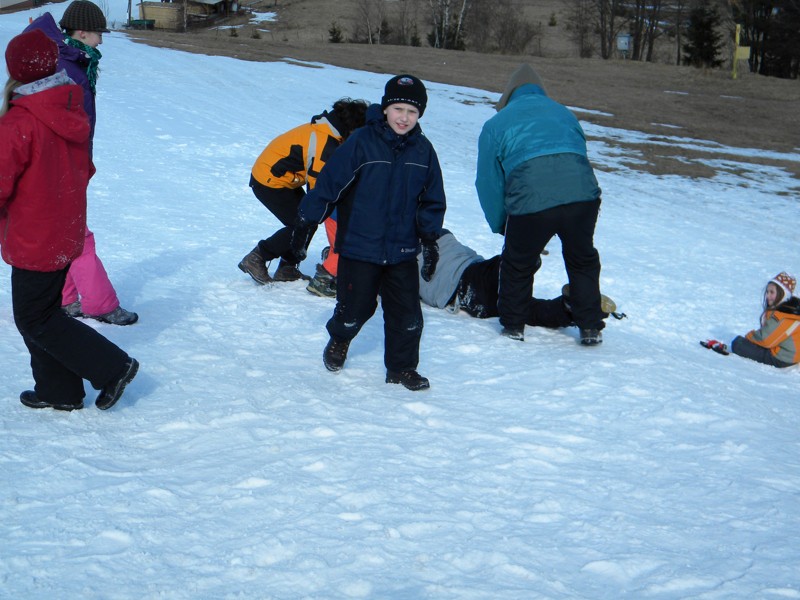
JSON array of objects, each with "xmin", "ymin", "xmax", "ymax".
[{"xmin": 2, "ymin": 3, "xmax": 800, "ymax": 599}]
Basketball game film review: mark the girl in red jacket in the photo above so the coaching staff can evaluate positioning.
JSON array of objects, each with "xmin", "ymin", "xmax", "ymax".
[
  {"xmin": 1, "ymin": 30, "xmax": 137, "ymax": 411},
  {"xmin": 702, "ymin": 272, "xmax": 800, "ymax": 368}
]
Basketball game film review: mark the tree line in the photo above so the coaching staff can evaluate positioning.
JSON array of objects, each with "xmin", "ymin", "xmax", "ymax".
[{"xmin": 330, "ymin": 0, "xmax": 798, "ymax": 79}]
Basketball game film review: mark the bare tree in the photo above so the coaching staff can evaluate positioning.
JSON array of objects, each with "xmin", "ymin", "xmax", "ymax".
[
  {"xmin": 355, "ymin": 0, "xmax": 387, "ymax": 44},
  {"xmin": 594, "ymin": 0, "xmax": 629, "ymax": 59},
  {"xmin": 395, "ymin": 0, "xmax": 422, "ymax": 45},
  {"xmin": 465, "ymin": 0, "xmax": 495, "ymax": 51},
  {"xmin": 671, "ymin": 0, "xmax": 690, "ymax": 64},
  {"xmin": 427, "ymin": 0, "xmax": 471, "ymax": 49},
  {"xmin": 565, "ymin": 0, "xmax": 597, "ymax": 57},
  {"xmin": 627, "ymin": 0, "xmax": 664, "ymax": 61}
]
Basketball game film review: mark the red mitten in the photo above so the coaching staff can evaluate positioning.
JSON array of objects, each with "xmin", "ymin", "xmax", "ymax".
[{"xmin": 700, "ymin": 339, "xmax": 730, "ymax": 355}]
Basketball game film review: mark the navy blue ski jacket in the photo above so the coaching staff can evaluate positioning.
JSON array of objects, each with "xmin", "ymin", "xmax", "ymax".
[{"xmin": 297, "ymin": 104, "xmax": 446, "ymax": 265}]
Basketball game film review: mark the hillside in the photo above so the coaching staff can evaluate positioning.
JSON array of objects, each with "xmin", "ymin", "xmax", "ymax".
[{"xmin": 128, "ymin": 0, "xmax": 800, "ymax": 186}]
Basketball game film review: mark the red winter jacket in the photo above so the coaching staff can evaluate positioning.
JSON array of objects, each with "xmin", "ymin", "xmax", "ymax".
[{"xmin": 0, "ymin": 83, "xmax": 93, "ymax": 272}]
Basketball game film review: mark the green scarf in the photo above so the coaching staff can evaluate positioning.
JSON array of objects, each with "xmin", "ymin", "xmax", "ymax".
[{"xmin": 65, "ymin": 37, "xmax": 102, "ymax": 95}]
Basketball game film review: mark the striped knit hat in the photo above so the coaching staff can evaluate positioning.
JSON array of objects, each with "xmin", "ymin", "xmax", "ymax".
[{"xmin": 770, "ymin": 271, "xmax": 796, "ymax": 302}]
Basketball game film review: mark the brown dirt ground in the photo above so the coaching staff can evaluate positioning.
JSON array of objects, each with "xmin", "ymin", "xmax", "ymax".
[{"xmin": 125, "ymin": 0, "xmax": 800, "ymax": 188}]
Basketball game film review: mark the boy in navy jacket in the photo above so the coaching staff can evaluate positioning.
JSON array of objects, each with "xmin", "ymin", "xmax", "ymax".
[{"xmin": 291, "ymin": 75, "xmax": 446, "ymax": 390}]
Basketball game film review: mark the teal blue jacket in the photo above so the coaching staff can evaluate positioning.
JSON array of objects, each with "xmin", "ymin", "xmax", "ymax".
[{"xmin": 476, "ymin": 84, "xmax": 601, "ymax": 233}]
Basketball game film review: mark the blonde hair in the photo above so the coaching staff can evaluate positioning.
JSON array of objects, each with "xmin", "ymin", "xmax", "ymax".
[{"xmin": 1, "ymin": 77, "xmax": 20, "ymax": 117}]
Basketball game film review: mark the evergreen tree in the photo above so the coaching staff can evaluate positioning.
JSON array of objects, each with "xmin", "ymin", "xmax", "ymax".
[{"xmin": 682, "ymin": 3, "xmax": 724, "ymax": 68}]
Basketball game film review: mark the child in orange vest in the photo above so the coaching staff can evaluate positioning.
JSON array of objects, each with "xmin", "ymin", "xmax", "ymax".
[
  {"xmin": 239, "ymin": 98, "xmax": 367, "ymax": 286},
  {"xmin": 702, "ymin": 272, "xmax": 800, "ymax": 368}
]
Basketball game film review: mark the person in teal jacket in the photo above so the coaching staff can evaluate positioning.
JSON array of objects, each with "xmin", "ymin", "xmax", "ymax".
[{"xmin": 475, "ymin": 63, "xmax": 606, "ymax": 345}]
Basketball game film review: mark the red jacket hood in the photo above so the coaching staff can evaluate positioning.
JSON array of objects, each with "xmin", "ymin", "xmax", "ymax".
[{"xmin": 10, "ymin": 84, "xmax": 90, "ymax": 144}]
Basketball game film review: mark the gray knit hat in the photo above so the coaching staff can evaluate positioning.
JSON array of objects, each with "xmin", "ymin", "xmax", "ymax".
[
  {"xmin": 59, "ymin": 1, "xmax": 109, "ymax": 33},
  {"xmin": 495, "ymin": 63, "xmax": 546, "ymax": 111}
]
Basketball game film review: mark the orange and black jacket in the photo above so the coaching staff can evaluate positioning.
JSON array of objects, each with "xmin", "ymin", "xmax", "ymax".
[
  {"xmin": 746, "ymin": 298, "xmax": 800, "ymax": 365},
  {"xmin": 251, "ymin": 110, "xmax": 344, "ymax": 191}
]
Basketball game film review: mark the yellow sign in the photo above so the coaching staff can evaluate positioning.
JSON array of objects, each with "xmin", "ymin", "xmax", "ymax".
[{"xmin": 732, "ymin": 24, "xmax": 751, "ymax": 79}]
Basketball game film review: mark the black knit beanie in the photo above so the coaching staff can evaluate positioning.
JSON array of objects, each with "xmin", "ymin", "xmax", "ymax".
[
  {"xmin": 59, "ymin": 1, "xmax": 109, "ymax": 33},
  {"xmin": 381, "ymin": 74, "xmax": 427, "ymax": 117}
]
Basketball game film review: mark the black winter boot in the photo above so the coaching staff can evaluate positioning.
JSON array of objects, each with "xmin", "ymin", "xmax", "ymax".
[
  {"xmin": 274, "ymin": 260, "xmax": 311, "ymax": 282},
  {"xmin": 579, "ymin": 329, "xmax": 603, "ymax": 346},
  {"xmin": 96, "ymin": 358, "xmax": 139, "ymax": 410},
  {"xmin": 20, "ymin": 390, "xmax": 83, "ymax": 411},
  {"xmin": 386, "ymin": 369, "xmax": 430, "ymax": 391},
  {"xmin": 501, "ymin": 325, "xmax": 525, "ymax": 341},
  {"xmin": 323, "ymin": 337, "xmax": 350, "ymax": 372}
]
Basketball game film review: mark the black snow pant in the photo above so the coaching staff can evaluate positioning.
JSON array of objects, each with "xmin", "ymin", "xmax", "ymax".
[
  {"xmin": 11, "ymin": 266, "xmax": 130, "ymax": 406},
  {"xmin": 250, "ymin": 175, "xmax": 316, "ymax": 264},
  {"xmin": 731, "ymin": 336, "xmax": 793, "ymax": 368},
  {"xmin": 327, "ymin": 257, "xmax": 423, "ymax": 372},
  {"xmin": 499, "ymin": 199, "xmax": 604, "ymax": 331},
  {"xmin": 457, "ymin": 256, "xmax": 573, "ymax": 328}
]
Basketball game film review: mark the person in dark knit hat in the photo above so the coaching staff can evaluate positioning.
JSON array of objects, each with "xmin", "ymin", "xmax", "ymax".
[
  {"xmin": 24, "ymin": 3, "xmax": 140, "ymax": 327},
  {"xmin": 59, "ymin": 0, "xmax": 111, "ymax": 34},
  {"xmin": 475, "ymin": 63, "xmax": 607, "ymax": 346},
  {"xmin": 1, "ymin": 30, "xmax": 138, "ymax": 412},
  {"xmin": 287, "ymin": 74, "xmax": 446, "ymax": 391},
  {"xmin": 381, "ymin": 74, "xmax": 427, "ymax": 117}
]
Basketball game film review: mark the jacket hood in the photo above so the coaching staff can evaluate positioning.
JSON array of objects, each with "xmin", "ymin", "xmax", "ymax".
[
  {"xmin": 312, "ymin": 110, "xmax": 341, "ymax": 138},
  {"xmin": 11, "ymin": 83, "xmax": 90, "ymax": 144},
  {"xmin": 25, "ymin": 13, "xmax": 89, "ymax": 67},
  {"xmin": 496, "ymin": 63, "xmax": 547, "ymax": 111},
  {"xmin": 366, "ymin": 102, "xmax": 385, "ymax": 125},
  {"xmin": 776, "ymin": 297, "xmax": 800, "ymax": 317}
]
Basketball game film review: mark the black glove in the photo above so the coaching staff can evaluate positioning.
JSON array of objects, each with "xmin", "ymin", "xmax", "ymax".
[
  {"xmin": 289, "ymin": 217, "xmax": 314, "ymax": 263},
  {"xmin": 420, "ymin": 239, "xmax": 439, "ymax": 282}
]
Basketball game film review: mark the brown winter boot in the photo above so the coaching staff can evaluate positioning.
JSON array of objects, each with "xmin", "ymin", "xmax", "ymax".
[{"xmin": 238, "ymin": 248, "xmax": 272, "ymax": 285}]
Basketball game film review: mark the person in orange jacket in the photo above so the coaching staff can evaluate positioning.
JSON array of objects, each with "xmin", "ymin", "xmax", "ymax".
[
  {"xmin": 238, "ymin": 98, "xmax": 368, "ymax": 286},
  {"xmin": 702, "ymin": 271, "xmax": 800, "ymax": 368}
]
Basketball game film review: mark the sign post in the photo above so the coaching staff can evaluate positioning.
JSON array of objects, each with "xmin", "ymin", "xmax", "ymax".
[{"xmin": 732, "ymin": 24, "xmax": 751, "ymax": 79}]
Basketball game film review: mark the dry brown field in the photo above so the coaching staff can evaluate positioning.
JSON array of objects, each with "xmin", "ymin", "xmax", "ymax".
[{"xmin": 126, "ymin": 0, "xmax": 800, "ymax": 188}]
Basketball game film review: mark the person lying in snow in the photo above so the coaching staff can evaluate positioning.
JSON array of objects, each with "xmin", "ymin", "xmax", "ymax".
[{"xmin": 417, "ymin": 230, "xmax": 616, "ymax": 332}]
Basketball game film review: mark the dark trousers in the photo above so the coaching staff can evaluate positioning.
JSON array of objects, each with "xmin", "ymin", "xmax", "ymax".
[
  {"xmin": 731, "ymin": 336, "xmax": 793, "ymax": 368},
  {"xmin": 458, "ymin": 256, "xmax": 573, "ymax": 328},
  {"xmin": 11, "ymin": 266, "xmax": 129, "ymax": 405},
  {"xmin": 327, "ymin": 257, "xmax": 423, "ymax": 372},
  {"xmin": 249, "ymin": 175, "xmax": 315, "ymax": 263},
  {"xmin": 499, "ymin": 200, "xmax": 603, "ymax": 331}
]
